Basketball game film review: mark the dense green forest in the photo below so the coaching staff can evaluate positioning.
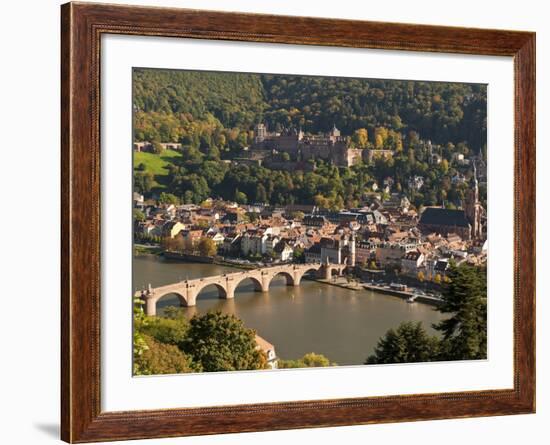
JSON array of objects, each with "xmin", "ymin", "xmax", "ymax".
[
  {"xmin": 133, "ymin": 68, "xmax": 486, "ymax": 151},
  {"xmin": 133, "ymin": 69, "xmax": 487, "ymax": 209}
]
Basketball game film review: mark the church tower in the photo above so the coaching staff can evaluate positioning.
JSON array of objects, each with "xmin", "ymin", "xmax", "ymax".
[{"xmin": 465, "ymin": 162, "xmax": 483, "ymax": 240}]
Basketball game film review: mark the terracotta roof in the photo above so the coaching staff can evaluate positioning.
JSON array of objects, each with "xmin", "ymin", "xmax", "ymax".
[{"xmin": 255, "ymin": 335, "xmax": 275, "ymax": 352}]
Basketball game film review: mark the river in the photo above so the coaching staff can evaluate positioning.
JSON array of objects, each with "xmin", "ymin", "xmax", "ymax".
[{"xmin": 134, "ymin": 254, "xmax": 446, "ymax": 365}]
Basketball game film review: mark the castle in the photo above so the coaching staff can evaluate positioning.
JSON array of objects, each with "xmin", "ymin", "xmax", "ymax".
[{"xmin": 251, "ymin": 123, "xmax": 364, "ymax": 167}]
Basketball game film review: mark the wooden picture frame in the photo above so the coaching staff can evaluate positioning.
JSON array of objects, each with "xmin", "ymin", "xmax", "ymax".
[{"xmin": 61, "ymin": 2, "xmax": 535, "ymax": 442}]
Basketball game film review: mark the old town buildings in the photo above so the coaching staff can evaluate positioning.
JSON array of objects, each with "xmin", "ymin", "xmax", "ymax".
[{"xmin": 135, "ymin": 184, "xmax": 486, "ymax": 285}]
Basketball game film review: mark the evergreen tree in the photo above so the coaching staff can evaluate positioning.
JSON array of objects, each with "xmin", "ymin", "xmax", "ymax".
[
  {"xmin": 365, "ymin": 322, "xmax": 440, "ymax": 364},
  {"xmin": 433, "ymin": 264, "xmax": 487, "ymax": 360}
]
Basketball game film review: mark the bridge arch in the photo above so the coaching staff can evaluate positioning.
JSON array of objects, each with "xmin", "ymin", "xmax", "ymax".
[
  {"xmin": 233, "ymin": 275, "xmax": 263, "ymax": 293},
  {"xmin": 301, "ymin": 266, "xmax": 320, "ymax": 277},
  {"xmin": 194, "ymin": 282, "xmax": 228, "ymax": 301},
  {"xmin": 269, "ymin": 271, "xmax": 295, "ymax": 287},
  {"xmin": 153, "ymin": 291, "xmax": 189, "ymax": 310}
]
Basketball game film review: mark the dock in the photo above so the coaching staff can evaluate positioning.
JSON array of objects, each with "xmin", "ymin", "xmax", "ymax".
[{"xmin": 362, "ymin": 284, "xmax": 444, "ymax": 307}]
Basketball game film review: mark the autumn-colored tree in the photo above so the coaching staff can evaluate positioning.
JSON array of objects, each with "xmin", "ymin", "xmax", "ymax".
[
  {"xmin": 197, "ymin": 237, "xmax": 217, "ymax": 257},
  {"xmin": 278, "ymin": 353, "xmax": 336, "ymax": 368},
  {"xmin": 163, "ymin": 234, "xmax": 185, "ymax": 252},
  {"xmin": 417, "ymin": 271, "xmax": 425, "ymax": 282},
  {"xmin": 234, "ymin": 188, "xmax": 248, "ymax": 204},
  {"xmin": 135, "ymin": 335, "xmax": 197, "ymax": 375},
  {"xmin": 351, "ymin": 128, "xmax": 369, "ymax": 148}
]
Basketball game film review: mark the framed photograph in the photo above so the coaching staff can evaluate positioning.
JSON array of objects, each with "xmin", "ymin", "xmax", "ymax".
[{"xmin": 61, "ymin": 2, "xmax": 535, "ymax": 442}]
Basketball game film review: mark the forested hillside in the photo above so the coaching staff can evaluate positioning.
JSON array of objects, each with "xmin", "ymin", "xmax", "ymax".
[
  {"xmin": 133, "ymin": 68, "xmax": 486, "ymax": 151},
  {"xmin": 133, "ymin": 68, "xmax": 487, "ymax": 209}
]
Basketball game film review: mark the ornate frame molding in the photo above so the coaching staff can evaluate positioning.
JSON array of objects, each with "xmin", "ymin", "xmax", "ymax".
[{"xmin": 61, "ymin": 2, "xmax": 535, "ymax": 442}]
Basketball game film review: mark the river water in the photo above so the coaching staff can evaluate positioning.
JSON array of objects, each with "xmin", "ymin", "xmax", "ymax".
[{"xmin": 134, "ymin": 255, "xmax": 445, "ymax": 365}]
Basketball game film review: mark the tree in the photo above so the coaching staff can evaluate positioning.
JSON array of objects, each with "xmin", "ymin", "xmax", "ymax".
[
  {"xmin": 162, "ymin": 234, "xmax": 185, "ymax": 252},
  {"xmin": 433, "ymin": 264, "xmax": 487, "ymax": 360},
  {"xmin": 417, "ymin": 271, "xmax": 425, "ymax": 282},
  {"xmin": 134, "ymin": 172, "xmax": 154, "ymax": 194},
  {"xmin": 278, "ymin": 353, "xmax": 336, "ymax": 368},
  {"xmin": 365, "ymin": 322, "xmax": 440, "ymax": 364},
  {"xmin": 159, "ymin": 192, "xmax": 179, "ymax": 205},
  {"xmin": 290, "ymin": 211, "xmax": 305, "ymax": 221},
  {"xmin": 152, "ymin": 140, "xmax": 164, "ymax": 154},
  {"xmin": 139, "ymin": 311, "xmax": 189, "ymax": 345},
  {"xmin": 234, "ymin": 188, "xmax": 248, "ymax": 204},
  {"xmin": 197, "ymin": 237, "xmax": 217, "ymax": 257},
  {"xmin": 292, "ymin": 246, "xmax": 304, "ymax": 263},
  {"xmin": 134, "ymin": 335, "xmax": 197, "ymax": 375},
  {"xmin": 133, "ymin": 209, "xmax": 145, "ymax": 222},
  {"xmin": 255, "ymin": 183, "xmax": 267, "ymax": 203},
  {"xmin": 351, "ymin": 128, "xmax": 369, "ymax": 148},
  {"xmin": 434, "ymin": 273, "xmax": 442, "ymax": 284},
  {"xmin": 180, "ymin": 312, "xmax": 267, "ymax": 372},
  {"xmin": 133, "ymin": 296, "xmax": 149, "ymax": 375}
]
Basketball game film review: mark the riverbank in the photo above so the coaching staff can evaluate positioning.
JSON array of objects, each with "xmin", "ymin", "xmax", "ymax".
[
  {"xmin": 362, "ymin": 284, "xmax": 443, "ymax": 307},
  {"xmin": 163, "ymin": 251, "xmax": 214, "ymax": 264},
  {"xmin": 134, "ymin": 244, "xmax": 163, "ymax": 255}
]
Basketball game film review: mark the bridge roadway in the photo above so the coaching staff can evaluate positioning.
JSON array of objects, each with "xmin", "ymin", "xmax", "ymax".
[{"xmin": 137, "ymin": 262, "xmax": 346, "ymax": 316}]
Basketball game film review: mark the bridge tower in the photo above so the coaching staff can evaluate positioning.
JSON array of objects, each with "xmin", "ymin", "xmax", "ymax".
[
  {"xmin": 143, "ymin": 283, "xmax": 157, "ymax": 316},
  {"xmin": 324, "ymin": 257, "xmax": 332, "ymax": 280}
]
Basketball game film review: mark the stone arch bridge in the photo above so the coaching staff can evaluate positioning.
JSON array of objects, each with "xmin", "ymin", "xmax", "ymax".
[{"xmin": 137, "ymin": 262, "xmax": 347, "ymax": 316}]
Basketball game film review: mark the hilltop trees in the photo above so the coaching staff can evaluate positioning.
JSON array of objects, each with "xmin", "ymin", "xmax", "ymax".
[
  {"xmin": 132, "ymin": 70, "xmax": 487, "ymax": 210},
  {"xmin": 134, "ymin": 69, "xmax": 487, "ymax": 153}
]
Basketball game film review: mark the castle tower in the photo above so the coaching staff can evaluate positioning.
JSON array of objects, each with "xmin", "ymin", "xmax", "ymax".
[
  {"xmin": 254, "ymin": 123, "xmax": 267, "ymax": 143},
  {"xmin": 329, "ymin": 124, "xmax": 341, "ymax": 142}
]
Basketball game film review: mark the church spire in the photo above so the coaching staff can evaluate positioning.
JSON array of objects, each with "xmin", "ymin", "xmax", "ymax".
[{"xmin": 472, "ymin": 160, "xmax": 479, "ymax": 204}]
